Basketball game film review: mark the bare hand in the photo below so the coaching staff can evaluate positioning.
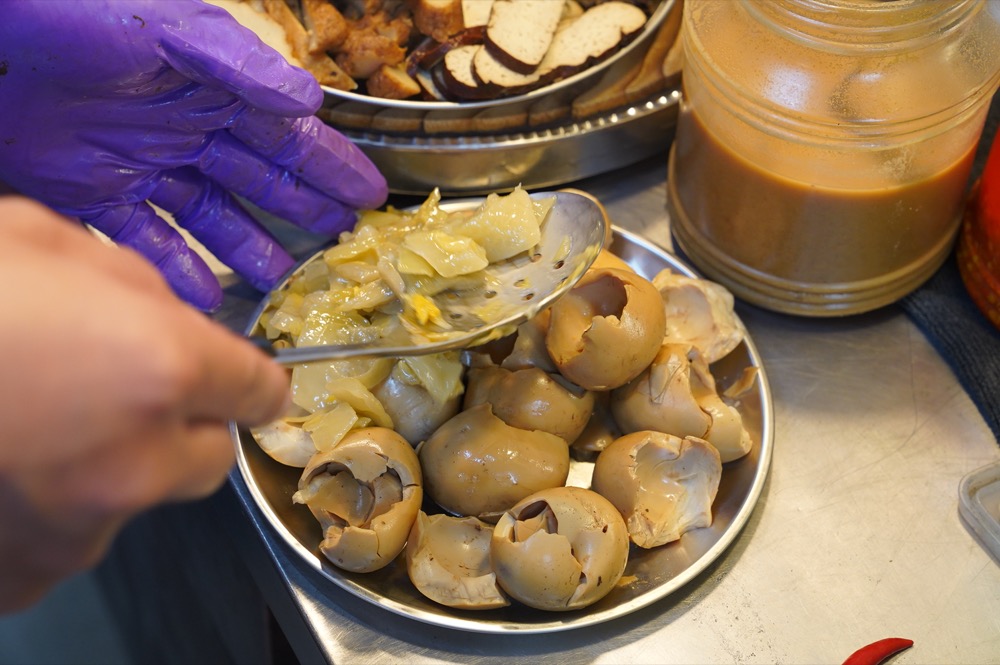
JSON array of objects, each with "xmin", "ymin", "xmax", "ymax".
[{"xmin": 0, "ymin": 197, "xmax": 290, "ymax": 612}]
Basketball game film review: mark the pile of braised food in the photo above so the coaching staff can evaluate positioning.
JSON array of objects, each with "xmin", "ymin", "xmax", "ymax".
[
  {"xmin": 249, "ymin": 187, "xmax": 756, "ymax": 612},
  {"xmin": 216, "ymin": 0, "xmax": 661, "ymax": 101}
]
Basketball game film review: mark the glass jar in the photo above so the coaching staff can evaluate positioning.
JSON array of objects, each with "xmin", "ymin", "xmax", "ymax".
[{"xmin": 667, "ymin": 0, "xmax": 1000, "ymax": 316}]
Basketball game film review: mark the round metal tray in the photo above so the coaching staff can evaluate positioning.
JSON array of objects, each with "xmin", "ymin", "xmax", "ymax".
[
  {"xmin": 232, "ymin": 217, "xmax": 773, "ymax": 635},
  {"xmin": 338, "ymin": 89, "xmax": 681, "ymax": 196}
]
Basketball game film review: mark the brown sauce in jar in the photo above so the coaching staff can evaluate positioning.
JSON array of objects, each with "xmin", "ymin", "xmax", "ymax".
[{"xmin": 669, "ymin": 108, "xmax": 976, "ymax": 311}]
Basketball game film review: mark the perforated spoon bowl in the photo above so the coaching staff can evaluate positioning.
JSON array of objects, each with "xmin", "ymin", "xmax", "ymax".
[{"xmin": 252, "ymin": 189, "xmax": 608, "ymax": 365}]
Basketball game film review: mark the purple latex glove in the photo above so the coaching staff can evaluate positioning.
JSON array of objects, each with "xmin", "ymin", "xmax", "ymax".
[{"xmin": 0, "ymin": 0, "xmax": 387, "ymax": 311}]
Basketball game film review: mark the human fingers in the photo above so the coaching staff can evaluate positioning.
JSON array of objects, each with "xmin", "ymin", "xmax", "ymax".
[
  {"xmin": 149, "ymin": 168, "xmax": 296, "ymax": 292},
  {"xmin": 158, "ymin": 1, "xmax": 322, "ymax": 117},
  {"xmin": 81, "ymin": 202, "xmax": 224, "ymax": 312},
  {"xmin": 140, "ymin": 299, "xmax": 290, "ymax": 427},
  {"xmin": 0, "ymin": 196, "xmax": 289, "ymax": 430},
  {"xmin": 231, "ymin": 110, "xmax": 388, "ymax": 210},
  {"xmin": 118, "ymin": 421, "xmax": 238, "ymax": 504},
  {"xmin": 44, "ymin": 419, "xmax": 237, "ymax": 515},
  {"xmin": 191, "ymin": 132, "xmax": 360, "ymax": 236}
]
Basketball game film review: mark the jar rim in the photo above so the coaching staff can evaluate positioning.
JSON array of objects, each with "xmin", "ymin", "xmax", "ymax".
[
  {"xmin": 682, "ymin": 0, "xmax": 1000, "ymax": 141},
  {"xmin": 682, "ymin": 45, "xmax": 1000, "ymax": 144},
  {"xmin": 744, "ymin": 0, "xmax": 980, "ymax": 52}
]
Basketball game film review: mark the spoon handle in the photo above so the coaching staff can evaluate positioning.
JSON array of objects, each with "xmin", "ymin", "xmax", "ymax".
[{"xmin": 248, "ymin": 335, "xmax": 464, "ymax": 365}]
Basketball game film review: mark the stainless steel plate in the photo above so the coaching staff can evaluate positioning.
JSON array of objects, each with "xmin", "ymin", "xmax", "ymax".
[
  {"xmin": 322, "ymin": 0, "xmax": 676, "ymax": 112},
  {"xmin": 339, "ymin": 89, "xmax": 681, "ymax": 196},
  {"xmin": 232, "ymin": 221, "xmax": 774, "ymax": 635}
]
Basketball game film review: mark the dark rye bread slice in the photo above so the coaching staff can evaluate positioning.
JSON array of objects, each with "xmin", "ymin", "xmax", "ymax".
[
  {"xmin": 439, "ymin": 44, "xmax": 499, "ymax": 99},
  {"xmin": 467, "ymin": 1, "xmax": 648, "ymax": 98},
  {"xmin": 539, "ymin": 2, "xmax": 648, "ymax": 81},
  {"xmin": 483, "ymin": 0, "xmax": 565, "ymax": 74},
  {"xmin": 470, "ymin": 44, "xmax": 541, "ymax": 93}
]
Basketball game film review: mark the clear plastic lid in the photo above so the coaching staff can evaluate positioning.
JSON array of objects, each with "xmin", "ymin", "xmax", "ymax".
[{"xmin": 959, "ymin": 460, "xmax": 1000, "ymax": 563}]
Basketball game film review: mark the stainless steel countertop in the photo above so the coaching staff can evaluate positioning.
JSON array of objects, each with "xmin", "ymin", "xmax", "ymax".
[{"xmin": 218, "ymin": 122, "xmax": 1000, "ymax": 664}]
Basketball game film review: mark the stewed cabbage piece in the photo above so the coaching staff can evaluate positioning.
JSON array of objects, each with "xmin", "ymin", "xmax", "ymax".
[{"xmin": 252, "ymin": 186, "xmax": 554, "ymax": 461}]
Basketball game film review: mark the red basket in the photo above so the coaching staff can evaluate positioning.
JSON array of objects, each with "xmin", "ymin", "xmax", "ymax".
[{"xmin": 958, "ymin": 134, "xmax": 1000, "ymax": 331}]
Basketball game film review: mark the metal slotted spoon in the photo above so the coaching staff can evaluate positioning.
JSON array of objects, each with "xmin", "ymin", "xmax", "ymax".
[{"xmin": 252, "ymin": 189, "xmax": 608, "ymax": 365}]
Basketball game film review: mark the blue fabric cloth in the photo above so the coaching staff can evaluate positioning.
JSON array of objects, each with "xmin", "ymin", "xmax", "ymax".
[{"xmin": 900, "ymin": 255, "xmax": 1000, "ymax": 442}]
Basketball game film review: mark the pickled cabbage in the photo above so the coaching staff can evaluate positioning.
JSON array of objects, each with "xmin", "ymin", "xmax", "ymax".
[{"xmin": 254, "ymin": 186, "xmax": 553, "ymax": 461}]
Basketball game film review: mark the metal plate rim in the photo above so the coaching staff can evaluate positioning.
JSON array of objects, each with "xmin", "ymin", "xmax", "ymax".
[
  {"xmin": 340, "ymin": 89, "xmax": 681, "ymax": 196},
  {"xmin": 340, "ymin": 89, "xmax": 681, "ymax": 151}
]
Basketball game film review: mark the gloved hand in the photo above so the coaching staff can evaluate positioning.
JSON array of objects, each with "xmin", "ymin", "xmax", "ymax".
[{"xmin": 0, "ymin": 0, "xmax": 388, "ymax": 311}]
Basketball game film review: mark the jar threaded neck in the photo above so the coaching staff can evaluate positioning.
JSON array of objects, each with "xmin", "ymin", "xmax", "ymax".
[{"xmin": 743, "ymin": 0, "xmax": 980, "ymax": 52}]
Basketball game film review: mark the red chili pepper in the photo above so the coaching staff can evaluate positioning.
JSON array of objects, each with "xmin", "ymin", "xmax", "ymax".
[{"xmin": 842, "ymin": 637, "xmax": 914, "ymax": 665}]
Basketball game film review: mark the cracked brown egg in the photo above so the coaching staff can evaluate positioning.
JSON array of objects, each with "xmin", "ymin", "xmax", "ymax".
[
  {"xmin": 590, "ymin": 248, "xmax": 636, "ymax": 274},
  {"xmin": 293, "ymin": 427, "xmax": 422, "ymax": 573},
  {"xmin": 490, "ymin": 486, "xmax": 629, "ymax": 611},
  {"xmin": 653, "ymin": 270, "xmax": 745, "ymax": 364},
  {"xmin": 370, "ymin": 354, "xmax": 465, "ymax": 446},
  {"xmin": 569, "ymin": 392, "xmax": 622, "ymax": 461},
  {"xmin": 591, "ymin": 431, "xmax": 722, "ymax": 548},
  {"xmin": 688, "ymin": 356, "xmax": 754, "ymax": 463},
  {"xmin": 612, "ymin": 343, "xmax": 753, "ymax": 463},
  {"xmin": 418, "ymin": 403, "xmax": 570, "ymax": 522},
  {"xmin": 463, "ymin": 365, "xmax": 595, "ymax": 444},
  {"xmin": 405, "ymin": 511, "xmax": 510, "ymax": 610},
  {"xmin": 497, "ymin": 309, "xmax": 558, "ymax": 373},
  {"xmin": 611, "ymin": 343, "xmax": 712, "ymax": 440},
  {"xmin": 545, "ymin": 267, "xmax": 666, "ymax": 391}
]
